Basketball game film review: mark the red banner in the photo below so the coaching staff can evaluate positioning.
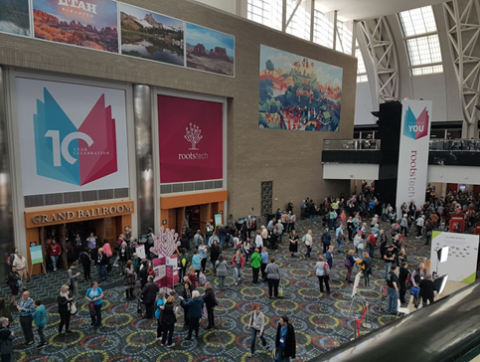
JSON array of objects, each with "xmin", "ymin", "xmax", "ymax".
[{"xmin": 158, "ymin": 95, "xmax": 223, "ymax": 183}]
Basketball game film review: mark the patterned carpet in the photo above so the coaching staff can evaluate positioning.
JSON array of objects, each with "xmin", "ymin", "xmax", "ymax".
[{"xmin": 6, "ymin": 219, "xmax": 431, "ymax": 362}]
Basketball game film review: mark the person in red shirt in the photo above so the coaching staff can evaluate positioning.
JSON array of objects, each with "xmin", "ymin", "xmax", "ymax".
[
  {"xmin": 47, "ymin": 240, "xmax": 62, "ymax": 272},
  {"xmin": 367, "ymin": 231, "xmax": 377, "ymax": 258}
]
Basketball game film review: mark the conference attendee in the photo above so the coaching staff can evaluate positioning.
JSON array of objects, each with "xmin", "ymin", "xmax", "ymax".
[
  {"xmin": 367, "ymin": 230, "xmax": 377, "ymax": 258},
  {"xmin": 419, "ymin": 274, "xmax": 435, "ymax": 306},
  {"xmin": 118, "ymin": 242, "xmax": 130, "ymax": 272},
  {"xmin": 242, "ymin": 238, "xmax": 253, "ymax": 263},
  {"xmin": 198, "ymin": 242, "xmax": 208, "ymax": 274},
  {"xmin": 347, "ymin": 216, "xmax": 354, "ymax": 241},
  {"xmin": 321, "ymin": 229, "xmax": 331, "ymax": 254},
  {"xmin": 0, "ymin": 317, "xmax": 14, "ymax": 362},
  {"xmin": 359, "ymin": 252, "xmax": 372, "ymax": 287},
  {"xmin": 96, "ymin": 248, "xmax": 108, "ymax": 283},
  {"xmin": 86, "ymin": 233, "xmax": 97, "ymax": 257},
  {"xmin": 416, "ymin": 215, "xmax": 425, "ymax": 238},
  {"xmin": 155, "ymin": 291, "xmax": 166, "ymax": 340},
  {"xmin": 47, "ymin": 240, "xmax": 62, "ymax": 272},
  {"xmin": 325, "ymin": 245, "xmax": 334, "ymax": 269},
  {"xmin": 79, "ymin": 247, "xmax": 92, "ymax": 282},
  {"xmin": 232, "ymin": 250, "xmax": 245, "ymax": 286},
  {"xmin": 17, "ymin": 290, "xmax": 35, "ymax": 345},
  {"xmin": 0, "ymin": 299, "xmax": 12, "ymax": 324},
  {"xmin": 85, "ymin": 281, "xmax": 105, "ymax": 326},
  {"xmin": 399, "ymin": 261, "xmax": 410, "ymax": 304},
  {"xmin": 67, "ymin": 262, "xmax": 81, "ymax": 297},
  {"xmin": 344, "ymin": 250, "xmax": 355, "ymax": 284},
  {"xmin": 57, "ymin": 285, "xmax": 73, "ymax": 335},
  {"xmin": 13, "ymin": 252, "xmax": 28, "ymax": 286},
  {"xmin": 215, "ymin": 255, "xmax": 228, "ymax": 290},
  {"xmin": 256, "ymin": 230, "xmax": 265, "ymax": 250},
  {"xmin": 202, "ymin": 282, "xmax": 218, "ymax": 329},
  {"xmin": 424, "ymin": 218, "xmax": 434, "ymax": 246},
  {"xmin": 270, "ymin": 229, "xmax": 279, "ymax": 250},
  {"xmin": 193, "ymin": 230, "xmax": 204, "ymax": 248},
  {"xmin": 124, "ymin": 260, "xmax": 136, "ymax": 300},
  {"xmin": 180, "ymin": 290, "xmax": 204, "ymax": 340},
  {"xmin": 181, "ymin": 284, "xmax": 192, "ymax": 328},
  {"xmin": 274, "ymin": 316, "xmax": 296, "ymax": 362},
  {"xmin": 387, "ymin": 266, "xmax": 400, "ymax": 315},
  {"xmin": 383, "ymin": 245, "xmax": 395, "ymax": 281},
  {"xmin": 184, "ymin": 266, "xmax": 198, "ymax": 290},
  {"xmin": 314, "ymin": 256, "xmax": 330, "ymax": 294},
  {"xmin": 7, "ymin": 267, "xmax": 20, "ymax": 306},
  {"xmin": 265, "ymin": 257, "xmax": 280, "ymax": 299},
  {"xmin": 139, "ymin": 260, "xmax": 151, "ymax": 289},
  {"xmin": 210, "ymin": 240, "xmax": 221, "ymax": 274},
  {"xmin": 192, "ymin": 249, "xmax": 201, "ymax": 278},
  {"xmin": 260, "ymin": 247, "xmax": 269, "ymax": 281},
  {"xmin": 247, "ymin": 304, "xmax": 268, "ymax": 357},
  {"xmin": 218, "ymin": 225, "xmax": 227, "ymax": 247},
  {"xmin": 276, "ymin": 220, "xmax": 284, "ymax": 244},
  {"xmin": 141, "ymin": 276, "xmax": 159, "ymax": 319},
  {"xmin": 32, "ymin": 299, "xmax": 46, "ymax": 348},
  {"xmin": 411, "ymin": 263, "xmax": 427, "ymax": 288},
  {"xmin": 302, "ymin": 230, "xmax": 313, "ymax": 260},
  {"xmin": 288, "ymin": 230, "xmax": 299, "ymax": 257},
  {"xmin": 250, "ymin": 248, "xmax": 262, "ymax": 284},
  {"xmin": 160, "ymin": 295, "xmax": 177, "ymax": 347},
  {"xmin": 336, "ymin": 224, "xmax": 345, "ymax": 253},
  {"xmin": 400, "ymin": 214, "xmax": 409, "ymax": 236}
]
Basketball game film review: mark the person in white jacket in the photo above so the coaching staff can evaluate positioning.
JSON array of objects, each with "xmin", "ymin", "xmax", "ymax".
[{"xmin": 247, "ymin": 304, "xmax": 268, "ymax": 357}]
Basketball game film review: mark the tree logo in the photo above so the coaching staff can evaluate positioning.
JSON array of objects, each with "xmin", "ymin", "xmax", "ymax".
[{"xmin": 184, "ymin": 123, "xmax": 203, "ymax": 150}]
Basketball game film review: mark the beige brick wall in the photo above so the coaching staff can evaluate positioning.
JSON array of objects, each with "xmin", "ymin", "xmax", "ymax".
[{"xmin": 0, "ymin": 0, "xmax": 356, "ymax": 218}]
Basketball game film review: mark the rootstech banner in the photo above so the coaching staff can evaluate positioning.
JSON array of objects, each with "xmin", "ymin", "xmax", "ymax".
[
  {"xmin": 16, "ymin": 78, "xmax": 129, "ymax": 196},
  {"xmin": 395, "ymin": 100, "xmax": 432, "ymax": 215},
  {"xmin": 158, "ymin": 95, "xmax": 223, "ymax": 183}
]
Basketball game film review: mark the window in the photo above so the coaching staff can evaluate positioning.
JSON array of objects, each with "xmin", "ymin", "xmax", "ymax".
[
  {"xmin": 285, "ymin": 0, "xmax": 311, "ymax": 40},
  {"xmin": 247, "ymin": 0, "xmax": 283, "ymax": 31},
  {"xmin": 313, "ymin": 10, "xmax": 334, "ymax": 48},
  {"xmin": 399, "ymin": 6, "xmax": 443, "ymax": 76},
  {"xmin": 336, "ymin": 21, "xmax": 353, "ymax": 55},
  {"xmin": 355, "ymin": 48, "xmax": 368, "ymax": 83}
]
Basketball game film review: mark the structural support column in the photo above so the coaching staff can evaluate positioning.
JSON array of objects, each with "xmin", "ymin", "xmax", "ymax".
[{"xmin": 133, "ymin": 84, "xmax": 154, "ymax": 234}]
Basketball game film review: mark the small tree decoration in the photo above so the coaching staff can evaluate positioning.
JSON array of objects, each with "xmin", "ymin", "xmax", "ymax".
[
  {"xmin": 184, "ymin": 123, "xmax": 203, "ymax": 150},
  {"xmin": 149, "ymin": 226, "xmax": 181, "ymax": 258}
]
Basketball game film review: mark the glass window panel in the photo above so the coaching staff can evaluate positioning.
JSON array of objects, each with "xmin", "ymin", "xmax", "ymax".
[
  {"xmin": 313, "ymin": 10, "xmax": 334, "ymax": 48},
  {"xmin": 248, "ymin": 0, "xmax": 283, "ymax": 31},
  {"xmin": 399, "ymin": 6, "xmax": 437, "ymax": 36}
]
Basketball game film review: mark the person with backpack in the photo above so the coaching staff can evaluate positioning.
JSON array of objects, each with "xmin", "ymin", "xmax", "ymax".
[
  {"xmin": 314, "ymin": 256, "xmax": 330, "ymax": 294},
  {"xmin": 202, "ymin": 282, "xmax": 218, "ymax": 329},
  {"xmin": 344, "ymin": 250, "xmax": 355, "ymax": 284},
  {"xmin": 321, "ymin": 229, "xmax": 331, "ymax": 254},
  {"xmin": 302, "ymin": 230, "xmax": 313, "ymax": 260},
  {"xmin": 79, "ymin": 247, "xmax": 92, "ymax": 282},
  {"xmin": 247, "ymin": 304, "xmax": 268, "ymax": 357},
  {"xmin": 336, "ymin": 224, "xmax": 345, "ymax": 253},
  {"xmin": 288, "ymin": 230, "xmax": 299, "ymax": 257},
  {"xmin": 0, "ymin": 317, "xmax": 14, "ymax": 361},
  {"xmin": 154, "ymin": 291, "xmax": 166, "ymax": 340},
  {"xmin": 215, "ymin": 255, "xmax": 228, "ymax": 290}
]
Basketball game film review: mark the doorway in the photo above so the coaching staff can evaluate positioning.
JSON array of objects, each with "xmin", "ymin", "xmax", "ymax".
[{"xmin": 185, "ymin": 205, "xmax": 201, "ymax": 231}]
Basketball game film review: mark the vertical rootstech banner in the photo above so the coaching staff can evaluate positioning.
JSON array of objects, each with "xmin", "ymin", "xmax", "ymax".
[
  {"xmin": 395, "ymin": 100, "xmax": 432, "ymax": 215},
  {"xmin": 158, "ymin": 95, "xmax": 223, "ymax": 184}
]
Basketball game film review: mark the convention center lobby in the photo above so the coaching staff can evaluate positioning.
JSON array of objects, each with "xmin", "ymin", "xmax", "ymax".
[{"xmin": 1, "ymin": 0, "xmax": 480, "ymax": 361}]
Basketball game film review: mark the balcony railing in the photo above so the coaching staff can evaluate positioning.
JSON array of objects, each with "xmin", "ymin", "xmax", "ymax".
[
  {"xmin": 430, "ymin": 139, "xmax": 480, "ymax": 151},
  {"xmin": 323, "ymin": 139, "xmax": 381, "ymax": 150}
]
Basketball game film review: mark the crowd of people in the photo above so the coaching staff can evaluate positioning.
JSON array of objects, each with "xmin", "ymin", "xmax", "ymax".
[{"xmin": 4, "ymin": 184, "xmax": 480, "ymax": 361}]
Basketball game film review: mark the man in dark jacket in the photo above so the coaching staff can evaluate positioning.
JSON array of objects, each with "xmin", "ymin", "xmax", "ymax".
[
  {"xmin": 321, "ymin": 229, "xmax": 331, "ymax": 254},
  {"xmin": 0, "ymin": 317, "xmax": 14, "ymax": 362},
  {"xmin": 399, "ymin": 262, "xmax": 410, "ymax": 304},
  {"xmin": 179, "ymin": 290, "xmax": 204, "ymax": 340},
  {"xmin": 141, "ymin": 276, "xmax": 159, "ymax": 319},
  {"xmin": 139, "ymin": 260, "xmax": 150, "ymax": 289},
  {"xmin": 275, "ymin": 315, "xmax": 296, "ymax": 362}
]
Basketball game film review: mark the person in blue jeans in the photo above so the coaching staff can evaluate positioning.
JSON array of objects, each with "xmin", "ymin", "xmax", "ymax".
[
  {"xmin": 85, "ymin": 281, "xmax": 104, "ymax": 326},
  {"xmin": 247, "ymin": 304, "xmax": 268, "ymax": 357},
  {"xmin": 335, "ymin": 225, "xmax": 345, "ymax": 253},
  {"xmin": 275, "ymin": 316, "xmax": 296, "ymax": 362},
  {"xmin": 383, "ymin": 245, "xmax": 395, "ymax": 280},
  {"xmin": 329, "ymin": 210, "xmax": 336, "ymax": 231},
  {"xmin": 387, "ymin": 266, "xmax": 399, "ymax": 315}
]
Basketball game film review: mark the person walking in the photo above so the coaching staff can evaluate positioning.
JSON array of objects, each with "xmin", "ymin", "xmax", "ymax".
[
  {"xmin": 387, "ymin": 265, "xmax": 400, "ymax": 315},
  {"xmin": 124, "ymin": 260, "xmax": 136, "ymax": 300},
  {"xmin": 79, "ymin": 247, "xmax": 92, "ymax": 282},
  {"xmin": 0, "ymin": 317, "xmax": 15, "ymax": 362},
  {"xmin": 141, "ymin": 276, "xmax": 159, "ymax": 319},
  {"xmin": 400, "ymin": 214, "xmax": 409, "ymax": 236},
  {"xmin": 367, "ymin": 231, "xmax": 377, "ymax": 258},
  {"xmin": 419, "ymin": 274, "xmax": 435, "ymax": 306},
  {"xmin": 336, "ymin": 224, "xmax": 345, "ymax": 253},
  {"xmin": 247, "ymin": 304, "xmax": 268, "ymax": 357},
  {"xmin": 302, "ymin": 230, "xmax": 313, "ymax": 260},
  {"xmin": 265, "ymin": 257, "xmax": 280, "ymax": 299},
  {"xmin": 250, "ymin": 248, "xmax": 262, "ymax": 284},
  {"xmin": 288, "ymin": 230, "xmax": 299, "ymax": 257},
  {"xmin": 67, "ymin": 262, "xmax": 81, "ymax": 297},
  {"xmin": 85, "ymin": 281, "xmax": 105, "ymax": 326},
  {"xmin": 47, "ymin": 240, "xmax": 62, "ymax": 272},
  {"xmin": 276, "ymin": 220, "xmax": 284, "ymax": 244},
  {"xmin": 17, "ymin": 290, "xmax": 35, "ymax": 345},
  {"xmin": 325, "ymin": 245, "xmax": 334, "ymax": 269},
  {"xmin": 96, "ymin": 248, "xmax": 108, "ymax": 282},
  {"xmin": 33, "ymin": 299, "xmax": 47, "ymax": 348},
  {"xmin": 344, "ymin": 250, "xmax": 355, "ymax": 284},
  {"xmin": 155, "ymin": 291, "xmax": 166, "ymax": 340},
  {"xmin": 232, "ymin": 250, "xmax": 245, "ymax": 286},
  {"xmin": 274, "ymin": 316, "xmax": 296, "ymax": 362},
  {"xmin": 180, "ymin": 290, "xmax": 204, "ymax": 340},
  {"xmin": 7, "ymin": 267, "xmax": 20, "ymax": 306},
  {"xmin": 202, "ymin": 282, "xmax": 218, "ymax": 329},
  {"xmin": 57, "ymin": 285, "xmax": 73, "ymax": 334},
  {"xmin": 210, "ymin": 240, "xmax": 221, "ymax": 275},
  {"xmin": 260, "ymin": 247, "xmax": 269, "ymax": 281},
  {"xmin": 192, "ymin": 249, "xmax": 202, "ymax": 278},
  {"xmin": 321, "ymin": 229, "xmax": 331, "ymax": 254},
  {"xmin": 198, "ymin": 242, "xmax": 208, "ymax": 274},
  {"xmin": 181, "ymin": 284, "xmax": 192, "ymax": 328},
  {"xmin": 13, "ymin": 252, "xmax": 28, "ymax": 287},
  {"xmin": 160, "ymin": 295, "xmax": 177, "ymax": 347},
  {"xmin": 383, "ymin": 245, "xmax": 395, "ymax": 281},
  {"xmin": 399, "ymin": 261, "xmax": 409, "ymax": 304},
  {"xmin": 359, "ymin": 252, "xmax": 372, "ymax": 287},
  {"xmin": 215, "ymin": 256, "xmax": 228, "ymax": 290},
  {"xmin": 314, "ymin": 256, "xmax": 331, "ymax": 294},
  {"xmin": 347, "ymin": 216, "xmax": 354, "ymax": 241}
]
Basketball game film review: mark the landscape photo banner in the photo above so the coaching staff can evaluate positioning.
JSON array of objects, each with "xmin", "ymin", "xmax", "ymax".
[
  {"xmin": 0, "ymin": 0, "xmax": 31, "ymax": 37},
  {"xmin": 158, "ymin": 95, "xmax": 223, "ymax": 184},
  {"xmin": 259, "ymin": 45, "xmax": 343, "ymax": 132},
  {"xmin": 119, "ymin": 3, "xmax": 184, "ymax": 66},
  {"xmin": 32, "ymin": 0, "xmax": 119, "ymax": 53},
  {"xmin": 431, "ymin": 231, "xmax": 479, "ymax": 283},
  {"xmin": 185, "ymin": 23, "xmax": 235, "ymax": 76},
  {"xmin": 395, "ymin": 100, "xmax": 432, "ymax": 216},
  {"xmin": 16, "ymin": 78, "xmax": 129, "ymax": 196}
]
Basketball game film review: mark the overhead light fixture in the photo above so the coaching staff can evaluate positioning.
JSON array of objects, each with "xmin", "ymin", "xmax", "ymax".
[{"xmin": 371, "ymin": 111, "xmax": 380, "ymax": 117}]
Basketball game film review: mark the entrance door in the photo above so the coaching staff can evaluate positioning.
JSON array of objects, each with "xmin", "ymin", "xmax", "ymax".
[{"xmin": 185, "ymin": 205, "xmax": 201, "ymax": 232}]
